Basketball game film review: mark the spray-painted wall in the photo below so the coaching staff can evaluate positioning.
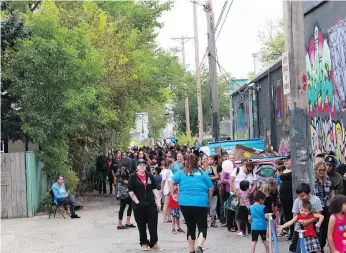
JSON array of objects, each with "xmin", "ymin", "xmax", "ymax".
[
  {"xmin": 231, "ymin": 59, "xmax": 288, "ymax": 153},
  {"xmin": 230, "ymin": 1, "xmax": 346, "ymax": 164},
  {"xmin": 232, "ymin": 90, "xmax": 250, "ymax": 140},
  {"xmin": 305, "ymin": 1, "xmax": 346, "ymax": 163}
]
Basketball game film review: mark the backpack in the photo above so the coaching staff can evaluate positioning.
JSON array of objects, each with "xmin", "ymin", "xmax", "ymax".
[{"xmin": 235, "ymin": 167, "xmax": 254, "ymax": 176}]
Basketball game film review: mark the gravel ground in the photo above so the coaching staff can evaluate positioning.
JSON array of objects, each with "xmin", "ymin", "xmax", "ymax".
[{"xmin": 1, "ymin": 194, "xmax": 298, "ymax": 253}]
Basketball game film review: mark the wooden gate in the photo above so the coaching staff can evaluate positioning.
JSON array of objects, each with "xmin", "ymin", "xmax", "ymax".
[{"xmin": 1, "ymin": 153, "xmax": 27, "ymax": 218}]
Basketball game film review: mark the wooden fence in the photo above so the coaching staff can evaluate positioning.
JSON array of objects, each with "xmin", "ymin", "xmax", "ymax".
[{"xmin": 1, "ymin": 153, "xmax": 28, "ymax": 219}]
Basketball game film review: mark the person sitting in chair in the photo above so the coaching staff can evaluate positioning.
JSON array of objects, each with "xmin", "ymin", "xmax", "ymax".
[{"xmin": 51, "ymin": 176, "xmax": 81, "ymax": 219}]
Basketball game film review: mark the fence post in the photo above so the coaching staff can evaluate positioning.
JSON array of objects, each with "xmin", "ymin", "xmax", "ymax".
[
  {"xmin": 268, "ymin": 213, "xmax": 280, "ymax": 253},
  {"xmin": 296, "ymin": 230, "xmax": 306, "ymax": 253}
]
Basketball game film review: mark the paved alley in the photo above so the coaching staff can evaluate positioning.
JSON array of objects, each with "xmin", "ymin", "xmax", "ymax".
[{"xmin": 2, "ymin": 195, "xmax": 292, "ymax": 253}]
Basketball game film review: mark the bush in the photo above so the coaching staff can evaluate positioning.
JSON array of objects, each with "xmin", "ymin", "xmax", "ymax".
[
  {"xmin": 64, "ymin": 169, "xmax": 78, "ymax": 194},
  {"xmin": 39, "ymin": 191, "xmax": 51, "ymax": 212},
  {"xmin": 177, "ymin": 133, "xmax": 198, "ymax": 147}
]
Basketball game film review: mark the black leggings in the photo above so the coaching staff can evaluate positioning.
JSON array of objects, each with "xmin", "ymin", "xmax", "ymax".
[
  {"xmin": 181, "ymin": 205, "xmax": 208, "ymax": 240},
  {"xmin": 226, "ymin": 209, "xmax": 236, "ymax": 229},
  {"xmin": 281, "ymin": 198, "xmax": 294, "ymax": 236},
  {"xmin": 119, "ymin": 198, "xmax": 132, "ymax": 220},
  {"xmin": 319, "ymin": 206, "xmax": 330, "ymax": 249},
  {"xmin": 239, "ymin": 206, "xmax": 251, "ymax": 233}
]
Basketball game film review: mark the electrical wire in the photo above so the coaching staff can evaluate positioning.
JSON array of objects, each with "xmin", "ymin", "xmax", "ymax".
[
  {"xmin": 215, "ymin": 0, "xmax": 228, "ymax": 32},
  {"xmin": 216, "ymin": 0, "xmax": 234, "ymax": 40},
  {"xmin": 195, "ymin": 0, "xmax": 234, "ymax": 76},
  {"xmin": 210, "ymin": 53, "xmax": 252, "ymax": 102}
]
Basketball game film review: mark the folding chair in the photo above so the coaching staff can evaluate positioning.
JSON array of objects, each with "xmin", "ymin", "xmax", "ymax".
[{"xmin": 48, "ymin": 190, "xmax": 66, "ymax": 219}]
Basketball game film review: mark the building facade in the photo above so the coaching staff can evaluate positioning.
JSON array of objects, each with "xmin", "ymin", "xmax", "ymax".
[{"xmin": 230, "ymin": 1, "xmax": 346, "ymax": 163}]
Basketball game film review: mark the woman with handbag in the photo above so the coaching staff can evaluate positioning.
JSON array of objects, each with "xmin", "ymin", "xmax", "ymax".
[
  {"xmin": 116, "ymin": 157, "xmax": 136, "ymax": 230},
  {"xmin": 208, "ymin": 155, "xmax": 221, "ymax": 228}
]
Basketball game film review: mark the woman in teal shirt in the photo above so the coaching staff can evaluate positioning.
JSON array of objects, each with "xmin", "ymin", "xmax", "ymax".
[{"xmin": 169, "ymin": 154, "xmax": 213, "ymax": 253}]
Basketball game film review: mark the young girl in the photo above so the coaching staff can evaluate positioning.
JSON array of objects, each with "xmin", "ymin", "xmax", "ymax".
[
  {"xmin": 239, "ymin": 180, "xmax": 251, "ymax": 236},
  {"xmin": 249, "ymin": 190, "xmax": 270, "ymax": 253},
  {"xmin": 278, "ymin": 200, "xmax": 324, "ymax": 253},
  {"xmin": 261, "ymin": 181, "xmax": 277, "ymax": 240},
  {"xmin": 327, "ymin": 195, "xmax": 346, "ymax": 253},
  {"xmin": 169, "ymin": 183, "xmax": 185, "ymax": 234}
]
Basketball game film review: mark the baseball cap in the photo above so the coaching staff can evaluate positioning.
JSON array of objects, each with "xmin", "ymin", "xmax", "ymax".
[
  {"xmin": 283, "ymin": 154, "xmax": 291, "ymax": 160},
  {"xmin": 325, "ymin": 155, "xmax": 336, "ymax": 166},
  {"xmin": 136, "ymin": 159, "xmax": 146, "ymax": 166}
]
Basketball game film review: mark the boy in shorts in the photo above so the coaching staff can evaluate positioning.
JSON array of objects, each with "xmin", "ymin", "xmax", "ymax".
[{"xmin": 249, "ymin": 190, "xmax": 270, "ymax": 253}]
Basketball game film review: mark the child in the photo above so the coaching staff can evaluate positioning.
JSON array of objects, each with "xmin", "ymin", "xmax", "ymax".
[
  {"xmin": 275, "ymin": 165, "xmax": 285, "ymax": 236},
  {"xmin": 327, "ymin": 195, "xmax": 346, "ymax": 253},
  {"xmin": 169, "ymin": 184, "xmax": 185, "ymax": 234},
  {"xmin": 239, "ymin": 180, "xmax": 251, "ymax": 236},
  {"xmin": 249, "ymin": 190, "xmax": 270, "ymax": 253},
  {"xmin": 261, "ymin": 181, "xmax": 276, "ymax": 240},
  {"xmin": 278, "ymin": 200, "xmax": 324, "ymax": 253}
]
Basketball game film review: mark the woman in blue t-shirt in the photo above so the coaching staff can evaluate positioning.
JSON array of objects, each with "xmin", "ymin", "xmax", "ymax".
[{"xmin": 169, "ymin": 154, "xmax": 213, "ymax": 253}]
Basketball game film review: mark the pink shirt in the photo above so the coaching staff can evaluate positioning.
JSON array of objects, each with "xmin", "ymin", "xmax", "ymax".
[{"xmin": 332, "ymin": 213, "xmax": 346, "ymax": 252}]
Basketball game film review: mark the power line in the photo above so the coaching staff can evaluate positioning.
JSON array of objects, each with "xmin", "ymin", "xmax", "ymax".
[
  {"xmin": 215, "ymin": 0, "xmax": 228, "ymax": 32},
  {"xmin": 210, "ymin": 53, "xmax": 252, "ymax": 102},
  {"xmin": 195, "ymin": 0, "xmax": 234, "ymax": 76},
  {"xmin": 216, "ymin": 0, "xmax": 234, "ymax": 40}
]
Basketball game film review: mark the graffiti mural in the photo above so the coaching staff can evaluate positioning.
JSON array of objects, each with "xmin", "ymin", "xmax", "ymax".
[
  {"xmin": 234, "ymin": 101, "xmax": 249, "ymax": 139},
  {"xmin": 306, "ymin": 22, "xmax": 346, "ymax": 164},
  {"xmin": 274, "ymin": 80, "xmax": 283, "ymax": 125},
  {"xmin": 310, "ymin": 116, "xmax": 346, "ymax": 164},
  {"xmin": 329, "ymin": 19, "xmax": 346, "ymax": 109},
  {"xmin": 306, "ymin": 26, "xmax": 340, "ymax": 118},
  {"xmin": 279, "ymin": 138, "xmax": 289, "ymax": 156},
  {"xmin": 235, "ymin": 159, "xmax": 278, "ymax": 189}
]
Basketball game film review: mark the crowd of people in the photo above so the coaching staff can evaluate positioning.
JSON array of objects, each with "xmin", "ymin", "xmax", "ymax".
[{"xmin": 92, "ymin": 142, "xmax": 346, "ymax": 253}]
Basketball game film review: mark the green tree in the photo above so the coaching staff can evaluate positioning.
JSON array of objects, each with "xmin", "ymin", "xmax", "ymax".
[
  {"xmin": 258, "ymin": 19, "xmax": 284, "ymax": 65},
  {"xmin": 173, "ymin": 70, "xmax": 231, "ymax": 136},
  {"xmin": 1, "ymin": 2, "xmax": 33, "ymax": 152},
  {"xmin": 3, "ymin": 0, "xmax": 185, "ymax": 192},
  {"xmin": 5, "ymin": 2, "xmax": 105, "ymax": 178}
]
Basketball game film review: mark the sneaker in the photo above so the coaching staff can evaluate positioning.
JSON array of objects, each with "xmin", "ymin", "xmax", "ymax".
[
  {"xmin": 210, "ymin": 222, "xmax": 217, "ymax": 228},
  {"xmin": 125, "ymin": 224, "xmax": 136, "ymax": 228},
  {"xmin": 151, "ymin": 243, "xmax": 164, "ymax": 251},
  {"xmin": 237, "ymin": 232, "xmax": 243, "ymax": 236},
  {"xmin": 141, "ymin": 244, "xmax": 149, "ymax": 251},
  {"xmin": 71, "ymin": 214, "xmax": 81, "ymax": 219},
  {"xmin": 117, "ymin": 225, "xmax": 128, "ymax": 230},
  {"xmin": 230, "ymin": 227, "xmax": 236, "ymax": 232},
  {"xmin": 177, "ymin": 228, "xmax": 185, "ymax": 233},
  {"xmin": 172, "ymin": 228, "xmax": 177, "ymax": 234},
  {"xmin": 196, "ymin": 246, "xmax": 203, "ymax": 253},
  {"xmin": 221, "ymin": 223, "xmax": 227, "ymax": 227},
  {"xmin": 277, "ymin": 231, "xmax": 286, "ymax": 237}
]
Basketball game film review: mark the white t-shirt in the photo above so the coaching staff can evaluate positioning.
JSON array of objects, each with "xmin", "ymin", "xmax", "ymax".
[
  {"xmin": 231, "ymin": 166, "xmax": 257, "ymax": 190},
  {"xmin": 161, "ymin": 169, "xmax": 173, "ymax": 195}
]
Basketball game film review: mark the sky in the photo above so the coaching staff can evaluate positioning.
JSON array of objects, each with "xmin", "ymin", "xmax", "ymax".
[{"xmin": 156, "ymin": 0, "xmax": 283, "ymax": 79}]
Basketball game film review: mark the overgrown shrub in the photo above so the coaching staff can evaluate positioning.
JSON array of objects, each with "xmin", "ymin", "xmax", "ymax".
[
  {"xmin": 38, "ymin": 191, "xmax": 51, "ymax": 212},
  {"xmin": 64, "ymin": 169, "xmax": 78, "ymax": 194},
  {"xmin": 177, "ymin": 133, "xmax": 198, "ymax": 147}
]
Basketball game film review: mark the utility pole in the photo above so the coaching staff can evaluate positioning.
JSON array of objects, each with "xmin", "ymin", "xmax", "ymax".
[
  {"xmin": 282, "ymin": 1, "xmax": 311, "ymax": 196},
  {"xmin": 193, "ymin": 0, "xmax": 204, "ymax": 143},
  {"xmin": 205, "ymin": 0, "xmax": 220, "ymax": 141},
  {"xmin": 252, "ymin": 53, "xmax": 259, "ymax": 74},
  {"xmin": 172, "ymin": 36, "xmax": 194, "ymax": 139}
]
